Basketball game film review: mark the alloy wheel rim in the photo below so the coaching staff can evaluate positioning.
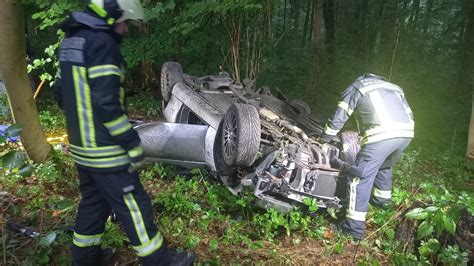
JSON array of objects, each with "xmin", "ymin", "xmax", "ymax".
[{"xmin": 223, "ymin": 112, "xmax": 238, "ymax": 160}]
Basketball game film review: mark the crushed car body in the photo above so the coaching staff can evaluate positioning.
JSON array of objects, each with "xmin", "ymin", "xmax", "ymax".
[{"xmin": 134, "ymin": 62, "xmax": 360, "ymax": 213}]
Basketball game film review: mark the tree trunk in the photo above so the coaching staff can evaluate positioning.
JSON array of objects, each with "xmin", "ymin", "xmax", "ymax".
[
  {"xmin": 0, "ymin": 0, "xmax": 51, "ymax": 163},
  {"xmin": 379, "ymin": 0, "xmax": 398, "ymax": 76},
  {"xmin": 460, "ymin": 1, "xmax": 474, "ymax": 160},
  {"xmin": 366, "ymin": 0, "xmax": 386, "ymax": 65},
  {"xmin": 468, "ymin": 96, "xmax": 474, "ymax": 161},
  {"xmin": 422, "ymin": 0, "xmax": 434, "ymax": 34},
  {"xmin": 309, "ymin": 0, "xmax": 323, "ymax": 104},
  {"xmin": 354, "ymin": 0, "xmax": 369, "ymax": 61},
  {"xmin": 409, "ymin": 0, "xmax": 421, "ymax": 26},
  {"xmin": 314, "ymin": 0, "xmax": 323, "ymax": 46},
  {"xmin": 283, "ymin": 0, "xmax": 287, "ymax": 33},
  {"xmin": 301, "ymin": 0, "xmax": 311, "ymax": 47},
  {"xmin": 323, "ymin": 0, "xmax": 335, "ymax": 86},
  {"xmin": 292, "ymin": 0, "xmax": 301, "ymax": 36},
  {"xmin": 308, "ymin": 0, "xmax": 315, "ymax": 43}
]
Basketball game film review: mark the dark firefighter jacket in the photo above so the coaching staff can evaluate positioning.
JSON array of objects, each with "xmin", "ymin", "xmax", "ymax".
[
  {"xmin": 324, "ymin": 74, "xmax": 414, "ymax": 145},
  {"xmin": 57, "ymin": 11, "xmax": 142, "ymax": 172}
]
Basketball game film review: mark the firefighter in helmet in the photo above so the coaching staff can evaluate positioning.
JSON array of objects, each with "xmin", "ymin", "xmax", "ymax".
[
  {"xmin": 57, "ymin": 1, "xmax": 196, "ymax": 264},
  {"xmin": 320, "ymin": 73, "xmax": 414, "ymax": 240}
]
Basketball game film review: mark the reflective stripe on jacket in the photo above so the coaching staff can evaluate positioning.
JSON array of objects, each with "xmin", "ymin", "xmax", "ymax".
[{"xmin": 324, "ymin": 75, "xmax": 414, "ymax": 145}]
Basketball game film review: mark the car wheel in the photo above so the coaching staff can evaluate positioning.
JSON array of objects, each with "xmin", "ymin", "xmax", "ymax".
[
  {"xmin": 340, "ymin": 131, "xmax": 360, "ymax": 165},
  {"xmin": 288, "ymin": 99, "xmax": 311, "ymax": 114},
  {"xmin": 161, "ymin": 62, "xmax": 183, "ymax": 102},
  {"xmin": 222, "ymin": 103, "xmax": 261, "ymax": 167}
]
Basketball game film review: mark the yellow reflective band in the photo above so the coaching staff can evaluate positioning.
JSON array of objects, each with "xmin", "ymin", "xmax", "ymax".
[
  {"xmin": 107, "ymin": 18, "xmax": 115, "ymax": 25},
  {"xmin": 128, "ymin": 146, "xmax": 143, "ymax": 158},
  {"xmin": 104, "ymin": 114, "xmax": 132, "ymax": 136},
  {"xmin": 73, "ymin": 232, "xmax": 103, "ymax": 247},
  {"xmin": 89, "ymin": 65, "xmax": 120, "ymax": 72},
  {"xmin": 349, "ymin": 177, "xmax": 360, "ymax": 212},
  {"xmin": 70, "ymin": 144, "xmax": 126, "ymax": 157},
  {"xmin": 133, "ymin": 232, "xmax": 164, "ymax": 257},
  {"xmin": 88, "ymin": 3, "xmax": 107, "ymax": 17},
  {"xmin": 359, "ymin": 83, "xmax": 402, "ymax": 95},
  {"xmin": 73, "ymin": 66, "xmax": 87, "ymax": 147},
  {"xmin": 123, "ymin": 193, "xmax": 150, "ymax": 244},
  {"xmin": 88, "ymin": 64, "xmax": 121, "ymax": 79},
  {"xmin": 120, "ymin": 87, "xmax": 125, "ymax": 110},
  {"xmin": 110, "ymin": 123, "xmax": 132, "ymax": 136},
  {"xmin": 362, "ymin": 130, "xmax": 414, "ymax": 145},
  {"xmin": 80, "ymin": 67, "xmax": 96, "ymax": 147},
  {"xmin": 324, "ymin": 124, "xmax": 339, "ymax": 136},
  {"xmin": 369, "ymin": 90, "xmax": 391, "ymax": 128},
  {"xmin": 73, "ymin": 66, "xmax": 96, "ymax": 147},
  {"xmin": 72, "ymin": 153, "xmax": 129, "ymax": 168},
  {"xmin": 373, "ymin": 188, "xmax": 392, "ymax": 199},
  {"xmin": 337, "ymin": 101, "xmax": 354, "ymax": 116},
  {"xmin": 346, "ymin": 210, "xmax": 367, "ymax": 221},
  {"xmin": 364, "ymin": 122, "xmax": 415, "ymax": 137}
]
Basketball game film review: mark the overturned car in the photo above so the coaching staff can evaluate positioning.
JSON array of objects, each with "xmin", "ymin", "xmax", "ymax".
[{"xmin": 134, "ymin": 62, "xmax": 360, "ymax": 213}]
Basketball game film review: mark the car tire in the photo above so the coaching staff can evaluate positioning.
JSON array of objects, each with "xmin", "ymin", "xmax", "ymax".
[
  {"xmin": 288, "ymin": 99, "xmax": 311, "ymax": 114},
  {"xmin": 161, "ymin": 62, "xmax": 183, "ymax": 102},
  {"xmin": 340, "ymin": 131, "xmax": 361, "ymax": 165},
  {"xmin": 222, "ymin": 103, "xmax": 261, "ymax": 167}
]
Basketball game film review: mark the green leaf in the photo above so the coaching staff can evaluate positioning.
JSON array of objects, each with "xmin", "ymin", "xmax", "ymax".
[
  {"xmin": 442, "ymin": 216, "xmax": 456, "ymax": 236},
  {"xmin": 327, "ymin": 207, "xmax": 337, "ymax": 219},
  {"xmin": 40, "ymin": 73, "xmax": 53, "ymax": 81},
  {"xmin": 424, "ymin": 206, "xmax": 438, "ymax": 212},
  {"xmin": 39, "ymin": 231, "xmax": 57, "ymax": 247},
  {"xmin": 0, "ymin": 135, "xmax": 6, "ymax": 143},
  {"xmin": 32, "ymin": 12, "xmax": 42, "ymax": 19},
  {"xmin": 375, "ymin": 239, "xmax": 382, "ymax": 248},
  {"xmin": 164, "ymin": 0, "xmax": 175, "ymax": 10},
  {"xmin": 208, "ymin": 239, "xmax": 218, "ymax": 251},
  {"xmin": 4, "ymin": 124, "xmax": 23, "ymax": 138},
  {"xmin": 55, "ymin": 199, "xmax": 75, "ymax": 211},
  {"xmin": 418, "ymin": 238, "xmax": 440, "ymax": 257},
  {"xmin": 405, "ymin": 208, "xmax": 428, "ymax": 220},
  {"xmin": 417, "ymin": 221, "xmax": 434, "ymax": 239},
  {"xmin": 18, "ymin": 164, "xmax": 34, "ymax": 177},
  {"xmin": 33, "ymin": 58, "xmax": 43, "ymax": 68},
  {"xmin": 2, "ymin": 151, "xmax": 27, "ymax": 170}
]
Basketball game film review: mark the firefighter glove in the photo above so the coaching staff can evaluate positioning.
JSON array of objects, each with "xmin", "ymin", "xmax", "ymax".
[{"xmin": 330, "ymin": 157, "xmax": 351, "ymax": 172}]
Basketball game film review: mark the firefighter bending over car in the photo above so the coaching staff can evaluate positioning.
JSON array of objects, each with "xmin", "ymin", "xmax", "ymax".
[
  {"xmin": 56, "ymin": 0, "xmax": 195, "ymax": 264},
  {"xmin": 319, "ymin": 73, "xmax": 414, "ymax": 241}
]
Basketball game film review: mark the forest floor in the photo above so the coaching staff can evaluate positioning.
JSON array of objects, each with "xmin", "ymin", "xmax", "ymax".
[{"xmin": 0, "ymin": 90, "xmax": 473, "ymax": 265}]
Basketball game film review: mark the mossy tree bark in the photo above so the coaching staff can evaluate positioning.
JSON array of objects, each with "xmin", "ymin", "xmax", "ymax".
[{"xmin": 0, "ymin": 0, "xmax": 51, "ymax": 163}]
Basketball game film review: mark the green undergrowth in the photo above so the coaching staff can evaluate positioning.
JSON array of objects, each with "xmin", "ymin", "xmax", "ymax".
[{"xmin": 0, "ymin": 93, "xmax": 472, "ymax": 264}]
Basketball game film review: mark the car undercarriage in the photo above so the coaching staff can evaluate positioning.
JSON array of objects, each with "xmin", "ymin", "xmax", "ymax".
[{"xmin": 134, "ymin": 62, "xmax": 361, "ymax": 213}]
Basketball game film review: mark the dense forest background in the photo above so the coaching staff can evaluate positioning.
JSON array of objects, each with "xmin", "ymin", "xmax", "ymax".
[
  {"xmin": 23, "ymin": 0, "xmax": 474, "ymax": 157},
  {"xmin": 0, "ymin": 0, "xmax": 473, "ymax": 264}
]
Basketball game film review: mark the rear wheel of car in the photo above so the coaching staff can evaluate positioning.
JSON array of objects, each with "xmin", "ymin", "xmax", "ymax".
[
  {"xmin": 340, "ymin": 131, "xmax": 361, "ymax": 165},
  {"xmin": 161, "ymin": 62, "xmax": 183, "ymax": 102},
  {"xmin": 222, "ymin": 103, "xmax": 261, "ymax": 167}
]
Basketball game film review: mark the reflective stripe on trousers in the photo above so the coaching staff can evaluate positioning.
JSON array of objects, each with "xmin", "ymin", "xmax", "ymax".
[
  {"xmin": 341, "ymin": 138, "xmax": 412, "ymax": 240},
  {"xmin": 73, "ymin": 168, "xmax": 163, "ymax": 264}
]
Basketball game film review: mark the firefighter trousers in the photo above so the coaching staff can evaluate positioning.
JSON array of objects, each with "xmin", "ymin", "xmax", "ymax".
[
  {"xmin": 340, "ymin": 137, "xmax": 412, "ymax": 240},
  {"xmin": 72, "ymin": 167, "xmax": 167, "ymax": 265}
]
